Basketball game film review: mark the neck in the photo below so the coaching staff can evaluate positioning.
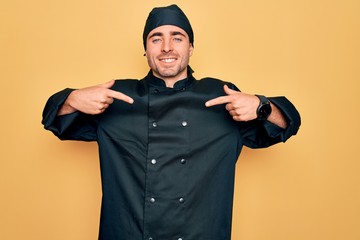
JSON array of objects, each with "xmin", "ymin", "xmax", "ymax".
[
  {"xmin": 152, "ymin": 72, "xmax": 188, "ymax": 88},
  {"xmin": 163, "ymin": 78, "xmax": 183, "ymax": 88}
]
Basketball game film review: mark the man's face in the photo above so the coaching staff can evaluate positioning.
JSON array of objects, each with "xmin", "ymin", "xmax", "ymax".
[{"xmin": 146, "ymin": 25, "xmax": 194, "ymax": 86}]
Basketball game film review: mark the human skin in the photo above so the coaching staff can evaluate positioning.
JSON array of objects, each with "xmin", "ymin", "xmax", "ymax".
[
  {"xmin": 145, "ymin": 25, "xmax": 194, "ymax": 88},
  {"xmin": 57, "ymin": 24, "xmax": 287, "ymax": 129}
]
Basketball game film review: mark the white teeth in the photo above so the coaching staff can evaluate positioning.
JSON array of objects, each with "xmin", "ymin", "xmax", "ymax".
[{"xmin": 161, "ymin": 58, "xmax": 176, "ymax": 63}]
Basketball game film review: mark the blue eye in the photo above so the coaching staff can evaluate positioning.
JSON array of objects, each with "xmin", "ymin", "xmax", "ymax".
[
  {"xmin": 174, "ymin": 38, "xmax": 182, "ymax": 42},
  {"xmin": 152, "ymin": 38, "xmax": 161, "ymax": 43}
]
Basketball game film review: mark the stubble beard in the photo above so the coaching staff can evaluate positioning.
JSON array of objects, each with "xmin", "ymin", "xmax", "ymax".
[
  {"xmin": 155, "ymin": 65, "xmax": 183, "ymax": 79},
  {"xmin": 152, "ymin": 56, "xmax": 189, "ymax": 81}
]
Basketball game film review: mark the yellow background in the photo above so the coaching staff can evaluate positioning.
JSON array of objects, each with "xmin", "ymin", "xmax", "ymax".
[{"xmin": 1, "ymin": 0, "xmax": 359, "ymax": 239}]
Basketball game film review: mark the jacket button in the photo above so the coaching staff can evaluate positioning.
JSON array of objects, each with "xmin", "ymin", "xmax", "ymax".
[
  {"xmin": 180, "ymin": 158, "xmax": 186, "ymax": 164},
  {"xmin": 148, "ymin": 238, "xmax": 153, "ymax": 240},
  {"xmin": 150, "ymin": 197, "xmax": 156, "ymax": 203},
  {"xmin": 152, "ymin": 122, "xmax": 157, "ymax": 128},
  {"xmin": 179, "ymin": 197, "xmax": 185, "ymax": 203},
  {"xmin": 151, "ymin": 159, "xmax": 157, "ymax": 164},
  {"xmin": 181, "ymin": 121, "xmax": 188, "ymax": 127},
  {"xmin": 178, "ymin": 238, "xmax": 183, "ymax": 240}
]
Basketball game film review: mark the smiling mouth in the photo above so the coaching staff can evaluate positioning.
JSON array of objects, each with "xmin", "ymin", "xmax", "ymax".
[{"xmin": 159, "ymin": 58, "xmax": 177, "ymax": 63}]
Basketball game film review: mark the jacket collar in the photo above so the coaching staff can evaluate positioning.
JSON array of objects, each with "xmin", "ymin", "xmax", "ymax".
[{"xmin": 145, "ymin": 66, "xmax": 195, "ymax": 91}]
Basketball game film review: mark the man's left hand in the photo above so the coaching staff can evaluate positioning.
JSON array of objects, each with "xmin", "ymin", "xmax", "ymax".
[{"xmin": 205, "ymin": 85, "xmax": 260, "ymax": 122}]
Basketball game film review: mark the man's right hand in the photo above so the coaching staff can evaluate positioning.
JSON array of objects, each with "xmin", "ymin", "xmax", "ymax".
[{"xmin": 58, "ymin": 80, "xmax": 134, "ymax": 116}]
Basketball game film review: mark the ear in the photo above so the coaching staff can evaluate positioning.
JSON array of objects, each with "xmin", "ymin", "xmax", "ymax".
[{"xmin": 189, "ymin": 43, "xmax": 194, "ymax": 57}]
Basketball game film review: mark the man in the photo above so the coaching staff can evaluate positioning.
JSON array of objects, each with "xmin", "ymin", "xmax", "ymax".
[{"xmin": 42, "ymin": 4, "xmax": 300, "ymax": 240}]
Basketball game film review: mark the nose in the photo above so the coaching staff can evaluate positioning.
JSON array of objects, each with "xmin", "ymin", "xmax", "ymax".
[{"xmin": 161, "ymin": 39, "xmax": 173, "ymax": 53}]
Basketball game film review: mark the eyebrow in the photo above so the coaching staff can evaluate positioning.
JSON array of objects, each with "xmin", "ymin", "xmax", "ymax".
[{"xmin": 148, "ymin": 31, "xmax": 187, "ymax": 39}]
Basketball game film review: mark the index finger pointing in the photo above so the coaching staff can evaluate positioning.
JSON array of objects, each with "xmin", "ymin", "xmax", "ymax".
[
  {"xmin": 107, "ymin": 89, "xmax": 134, "ymax": 104},
  {"xmin": 205, "ymin": 95, "xmax": 232, "ymax": 107}
]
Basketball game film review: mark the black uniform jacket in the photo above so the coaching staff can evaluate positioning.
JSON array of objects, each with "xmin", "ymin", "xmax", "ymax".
[{"xmin": 42, "ymin": 68, "xmax": 301, "ymax": 240}]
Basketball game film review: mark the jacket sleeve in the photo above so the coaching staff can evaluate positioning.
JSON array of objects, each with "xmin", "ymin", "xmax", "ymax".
[
  {"xmin": 41, "ymin": 88, "xmax": 98, "ymax": 141},
  {"xmin": 238, "ymin": 96, "xmax": 301, "ymax": 149}
]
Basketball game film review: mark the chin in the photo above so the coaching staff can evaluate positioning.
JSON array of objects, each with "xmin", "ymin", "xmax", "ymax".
[
  {"xmin": 157, "ymin": 68, "xmax": 179, "ymax": 78},
  {"xmin": 160, "ymin": 71, "xmax": 177, "ymax": 78}
]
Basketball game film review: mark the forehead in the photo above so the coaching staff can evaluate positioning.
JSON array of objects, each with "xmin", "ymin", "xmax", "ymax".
[{"xmin": 147, "ymin": 25, "xmax": 189, "ymax": 38}]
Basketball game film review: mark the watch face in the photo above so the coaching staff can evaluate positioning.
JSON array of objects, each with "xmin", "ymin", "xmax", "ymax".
[
  {"xmin": 258, "ymin": 103, "xmax": 272, "ymax": 119},
  {"xmin": 256, "ymin": 95, "xmax": 272, "ymax": 120}
]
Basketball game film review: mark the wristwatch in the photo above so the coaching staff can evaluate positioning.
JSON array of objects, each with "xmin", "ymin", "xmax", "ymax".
[{"xmin": 255, "ymin": 95, "xmax": 272, "ymax": 120}]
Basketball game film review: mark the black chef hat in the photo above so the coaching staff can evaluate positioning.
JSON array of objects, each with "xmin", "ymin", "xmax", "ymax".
[{"xmin": 143, "ymin": 4, "xmax": 194, "ymax": 50}]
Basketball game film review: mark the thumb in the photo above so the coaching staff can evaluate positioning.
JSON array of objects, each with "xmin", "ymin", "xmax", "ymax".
[
  {"xmin": 223, "ymin": 84, "xmax": 238, "ymax": 95},
  {"xmin": 99, "ymin": 80, "xmax": 115, "ymax": 89}
]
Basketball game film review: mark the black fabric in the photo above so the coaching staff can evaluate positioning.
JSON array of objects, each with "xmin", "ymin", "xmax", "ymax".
[
  {"xmin": 143, "ymin": 4, "xmax": 194, "ymax": 49},
  {"xmin": 42, "ymin": 68, "xmax": 301, "ymax": 240}
]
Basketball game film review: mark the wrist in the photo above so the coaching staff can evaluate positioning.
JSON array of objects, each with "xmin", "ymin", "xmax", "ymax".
[
  {"xmin": 57, "ymin": 91, "xmax": 78, "ymax": 116},
  {"xmin": 255, "ymin": 95, "xmax": 272, "ymax": 120}
]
